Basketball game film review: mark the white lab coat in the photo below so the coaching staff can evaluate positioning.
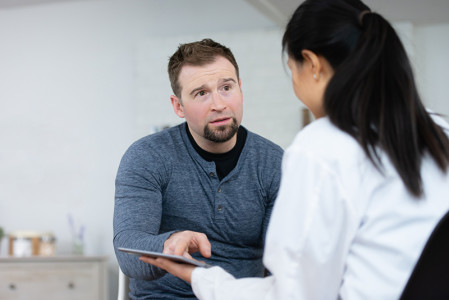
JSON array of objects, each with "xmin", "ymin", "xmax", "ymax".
[{"xmin": 192, "ymin": 116, "xmax": 449, "ymax": 300}]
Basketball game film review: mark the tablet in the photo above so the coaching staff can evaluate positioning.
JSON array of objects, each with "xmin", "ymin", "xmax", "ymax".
[{"xmin": 118, "ymin": 247, "xmax": 213, "ymax": 268}]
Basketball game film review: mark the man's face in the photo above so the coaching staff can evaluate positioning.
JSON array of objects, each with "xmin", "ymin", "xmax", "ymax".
[{"xmin": 170, "ymin": 56, "xmax": 243, "ymax": 152}]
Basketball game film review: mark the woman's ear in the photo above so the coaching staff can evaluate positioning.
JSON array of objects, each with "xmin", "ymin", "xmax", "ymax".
[{"xmin": 301, "ymin": 49, "xmax": 322, "ymax": 80}]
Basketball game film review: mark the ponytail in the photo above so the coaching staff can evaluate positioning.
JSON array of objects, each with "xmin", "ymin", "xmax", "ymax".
[{"xmin": 283, "ymin": 0, "xmax": 449, "ymax": 197}]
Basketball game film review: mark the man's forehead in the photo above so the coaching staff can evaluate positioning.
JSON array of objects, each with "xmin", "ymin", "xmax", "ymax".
[
  {"xmin": 180, "ymin": 57, "xmax": 236, "ymax": 76},
  {"xmin": 179, "ymin": 57, "xmax": 238, "ymax": 92}
]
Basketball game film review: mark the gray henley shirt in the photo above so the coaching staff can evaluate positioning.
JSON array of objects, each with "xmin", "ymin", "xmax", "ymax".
[{"xmin": 113, "ymin": 122, "xmax": 283, "ymax": 299}]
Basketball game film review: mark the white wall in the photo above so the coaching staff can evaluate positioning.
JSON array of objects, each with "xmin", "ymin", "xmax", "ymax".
[
  {"xmin": 415, "ymin": 23, "xmax": 449, "ymax": 120},
  {"xmin": 0, "ymin": 1, "xmax": 448, "ymax": 299},
  {"xmin": 0, "ymin": 2, "xmax": 139, "ymax": 298},
  {"xmin": 394, "ymin": 22, "xmax": 449, "ymax": 122}
]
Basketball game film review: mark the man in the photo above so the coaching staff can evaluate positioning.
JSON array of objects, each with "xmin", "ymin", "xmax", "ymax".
[{"xmin": 113, "ymin": 38, "xmax": 283, "ymax": 299}]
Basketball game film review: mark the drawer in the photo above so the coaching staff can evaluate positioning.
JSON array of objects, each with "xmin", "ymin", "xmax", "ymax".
[{"xmin": 0, "ymin": 261, "xmax": 102, "ymax": 300}]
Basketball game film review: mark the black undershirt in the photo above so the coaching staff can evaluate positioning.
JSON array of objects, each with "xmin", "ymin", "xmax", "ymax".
[{"xmin": 186, "ymin": 124, "xmax": 247, "ymax": 180}]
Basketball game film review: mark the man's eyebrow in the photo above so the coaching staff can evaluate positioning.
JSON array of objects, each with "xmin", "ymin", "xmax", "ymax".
[
  {"xmin": 220, "ymin": 78, "xmax": 237, "ymax": 84},
  {"xmin": 189, "ymin": 78, "xmax": 236, "ymax": 96},
  {"xmin": 189, "ymin": 84, "xmax": 207, "ymax": 96}
]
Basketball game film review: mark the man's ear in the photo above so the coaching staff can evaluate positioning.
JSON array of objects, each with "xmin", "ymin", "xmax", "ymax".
[{"xmin": 170, "ymin": 95, "xmax": 185, "ymax": 118}]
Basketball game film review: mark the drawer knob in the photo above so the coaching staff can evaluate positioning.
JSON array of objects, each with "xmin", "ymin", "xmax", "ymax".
[
  {"xmin": 9, "ymin": 283, "xmax": 16, "ymax": 290},
  {"xmin": 68, "ymin": 282, "xmax": 75, "ymax": 289}
]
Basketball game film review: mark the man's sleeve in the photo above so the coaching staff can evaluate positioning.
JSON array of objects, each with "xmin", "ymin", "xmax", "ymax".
[
  {"xmin": 261, "ymin": 146, "xmax": 283, "ymax": 246},
  {"xmin": 112, "ymin": 142, "xmax": 177, "ymax": 280}
]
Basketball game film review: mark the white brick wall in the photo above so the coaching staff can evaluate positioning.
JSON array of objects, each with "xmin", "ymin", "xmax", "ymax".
[{"xmin": 136, "ymin": 28, "xmax": 306, "ymax": 149}]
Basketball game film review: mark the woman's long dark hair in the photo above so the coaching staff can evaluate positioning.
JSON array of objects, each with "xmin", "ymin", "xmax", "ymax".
[{"xmin": 282, "ymin": 0, "xmax": 449, "ymax": 197}]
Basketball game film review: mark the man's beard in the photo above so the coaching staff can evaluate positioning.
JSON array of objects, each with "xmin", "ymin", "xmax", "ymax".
[{"xmin": 203, "ymin": 117, "xmax": 239, "ymax": 143}]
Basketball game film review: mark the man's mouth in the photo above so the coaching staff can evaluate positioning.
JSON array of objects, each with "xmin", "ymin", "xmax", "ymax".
[{"xmin": 210, "ymin": 117, "xmax": 231, "ymax": 125}]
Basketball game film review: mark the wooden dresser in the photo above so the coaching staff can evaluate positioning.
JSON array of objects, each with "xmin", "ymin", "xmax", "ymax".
[{"xmin": 0, "ymin": 256, "xmax": 108, "ymax": 300}]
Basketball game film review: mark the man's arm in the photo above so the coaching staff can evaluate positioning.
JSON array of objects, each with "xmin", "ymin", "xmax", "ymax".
[
  {"xmin": 113, "ymin": 141, "xmax": 211, "ymax": 280},
  {"xmin": 113, "ymin": 143, "xmax": 173, "ymax": 280}
]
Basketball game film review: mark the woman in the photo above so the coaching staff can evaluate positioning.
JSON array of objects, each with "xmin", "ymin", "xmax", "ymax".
[{"xmin": 140, "ymin": 0, "xmax": 449, "ymax": 298}]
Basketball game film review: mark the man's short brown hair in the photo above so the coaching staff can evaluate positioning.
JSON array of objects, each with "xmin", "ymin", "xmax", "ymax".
[{"xmin": 168, "ymin": 38, "xmax": 239, "ymax": 97}]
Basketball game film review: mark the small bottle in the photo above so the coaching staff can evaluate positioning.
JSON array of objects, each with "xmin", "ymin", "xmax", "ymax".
[{"xmin": 39, "ymin": 233, "xmax": 56, "ymax": 256}]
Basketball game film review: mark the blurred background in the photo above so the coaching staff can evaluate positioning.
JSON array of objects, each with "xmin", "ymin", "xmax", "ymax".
[{"xmin": 0, "ymin": 0, "xmax": 448, "ymax": 298}]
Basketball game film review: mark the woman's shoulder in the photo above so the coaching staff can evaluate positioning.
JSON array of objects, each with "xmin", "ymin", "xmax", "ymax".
[
  {"xmin": 293, "ymin": 117, "xmax": 358, "ymax": 149},
  {"xmin": 284, "ymin": 117, "xmax": 365, "ymax": 170}
]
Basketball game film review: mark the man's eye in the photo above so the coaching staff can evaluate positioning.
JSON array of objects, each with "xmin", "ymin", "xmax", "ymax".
[
  {"xmin": 221, "ymin": 85, "xmax": 232, "ymax": 92},
  {"xmin": 196, "ymin": 91, "xmax": 206, "ymax": 97}
]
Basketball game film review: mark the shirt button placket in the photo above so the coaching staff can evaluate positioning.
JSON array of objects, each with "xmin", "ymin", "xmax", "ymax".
[{"xmin": 216, "ymin": 186, "xmax": 224, "ymax": 216}]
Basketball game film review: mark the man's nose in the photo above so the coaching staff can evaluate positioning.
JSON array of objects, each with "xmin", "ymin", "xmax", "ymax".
[{"xmin": 210, "ymin": 92, "xmax": 226, "ymax": 111}]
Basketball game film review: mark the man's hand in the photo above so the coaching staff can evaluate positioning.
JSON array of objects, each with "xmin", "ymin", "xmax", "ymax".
[
  {"xmin": 163, "ymin": 230, "xmax": 211, "ymax": 259},
  {"xmin": 139, "ymin": 256, "xmax": 195, "ymax": 283}
]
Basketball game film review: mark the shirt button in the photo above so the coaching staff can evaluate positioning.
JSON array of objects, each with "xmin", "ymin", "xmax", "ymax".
[
  {"xmin": 217, "ymin": 205, "xmax": 223, "ymax": 211},
  {"xmin": 209, "ymin": 172, "xmax": 215, "ymax": 177},
  {"xmin": 217, "ymin": 188, "xmax": 222, "ymax": 193}
]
